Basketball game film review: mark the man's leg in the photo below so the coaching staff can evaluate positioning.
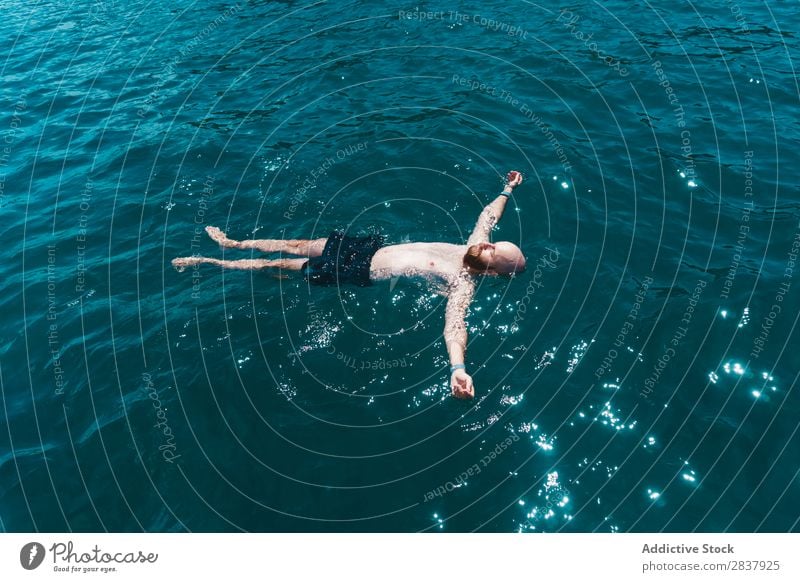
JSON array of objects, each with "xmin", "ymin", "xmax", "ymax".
[
  {"xmin": 171, "ymin": 256, "xmax": 306, "ymax": 272},
  {"xmin": 205, "ymin": 226, "xmax": 327, "ymax": 257}
]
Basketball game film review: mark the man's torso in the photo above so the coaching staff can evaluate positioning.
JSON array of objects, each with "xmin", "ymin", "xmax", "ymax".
[{"xmin": 369, "ymin": 242, "xmax": 466, "ymax": 284}]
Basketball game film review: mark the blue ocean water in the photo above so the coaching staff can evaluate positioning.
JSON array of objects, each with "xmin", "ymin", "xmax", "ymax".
[{"xmin": 1, "ymin": 0, "xmax": 799, "ymax": 532}]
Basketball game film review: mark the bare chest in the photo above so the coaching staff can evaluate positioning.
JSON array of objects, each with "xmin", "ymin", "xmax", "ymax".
[{"xmin": 370, "ymin": 242, "xmax": 465, "ymax": 282}]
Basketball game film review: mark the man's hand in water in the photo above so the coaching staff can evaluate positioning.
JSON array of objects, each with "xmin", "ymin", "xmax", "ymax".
[
  {"xmin": 451, "ymin": 368, "xmax": 475, "ymax": 399},
  {"xmin": 506, "ymin": 170, "xmax": 523, "ymax": 189}
]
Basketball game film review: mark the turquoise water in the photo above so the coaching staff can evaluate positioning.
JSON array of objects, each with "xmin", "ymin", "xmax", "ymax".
[{"xmin": 1, "ymin": 1, "xmax": 799, "ymax": 532}]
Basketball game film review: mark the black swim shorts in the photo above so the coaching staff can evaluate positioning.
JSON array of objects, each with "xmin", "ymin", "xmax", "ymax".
[{"xmin": 302, "ymin": 230, "xmax": 385, "ymax": 287}]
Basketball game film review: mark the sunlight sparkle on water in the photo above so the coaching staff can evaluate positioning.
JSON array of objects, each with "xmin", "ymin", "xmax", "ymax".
[
  {"xmin": 535, "ymin": 349, "xmax": 556, "ymax": 370},
  {"xmin": 500, "ymin": 394, "xmax": 524, "ymax": 406},
  {"xmin": 566, "ymin": 340, "xmax": 592, "ymax": 374},
  {"xmin": 739, "ymin": 307, "xmax": 750, "ymax": 327},
  {"xmin": 598, "ymin": 402, "xmax": 635, "ymax": 431},
  {"xmin": 519, "ymin": 471, "xmax": 572, "ymax": 530},
  {"xmin": 536, "ymin": 435, "xmax": 555, "ymax": 451},
  {"xmin": 722, "ymin": 361, "xmax": 746, "ymax": 376}
]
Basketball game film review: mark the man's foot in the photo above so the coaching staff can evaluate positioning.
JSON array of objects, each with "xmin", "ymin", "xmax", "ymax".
[
  {"xmin": 172, "ymin": 257, "xmax": 203, "ymax": 272},
  {"xmin": 206, "ymin": 226, "xmax": 240, "ymax": 248}
]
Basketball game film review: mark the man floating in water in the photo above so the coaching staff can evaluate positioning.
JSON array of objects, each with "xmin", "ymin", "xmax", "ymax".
[{"xmin": 172, "ymin": 171, "xmax": 526, "ymax": 399}]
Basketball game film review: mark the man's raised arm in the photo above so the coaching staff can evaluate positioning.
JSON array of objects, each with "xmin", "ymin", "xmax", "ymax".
[
  {"xmin": 466, "ymin": 171, "xmax": 523, "ymax": 247},
  {"xmin": 444, "ymin": 272, "xmax": 476, "ymax": 399}
]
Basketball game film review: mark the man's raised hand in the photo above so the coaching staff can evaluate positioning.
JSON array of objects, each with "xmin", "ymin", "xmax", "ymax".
[
  {"xmin": 450, "ymin": 368, "xmax": 475, "ymax": 399},
  {"xmin": 506, "ymin": 170, "xmax": 523, "ymax": 188}
]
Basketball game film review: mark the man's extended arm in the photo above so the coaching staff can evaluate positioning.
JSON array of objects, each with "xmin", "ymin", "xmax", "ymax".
[
  {"xmin": 466, "ymin": 171, "xmax": 522, "ymax": 247},
  {"xmin": 444, "ymin": 272, "xmax": 476, "ymax": 399}
]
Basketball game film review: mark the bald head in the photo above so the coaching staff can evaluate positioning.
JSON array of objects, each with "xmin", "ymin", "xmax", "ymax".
[
  {"xmin": 464, "ymin": 241, "xmax": 526, "ymax": 275},
  {"xmin": 491, "ymin": 241, "xmax": 526, "ymax": 274}
]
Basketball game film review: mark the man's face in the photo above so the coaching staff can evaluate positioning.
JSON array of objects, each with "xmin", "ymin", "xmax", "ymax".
[{"xmin": 475, "ymin": 242, "xmax": 496, "ymax": 267}]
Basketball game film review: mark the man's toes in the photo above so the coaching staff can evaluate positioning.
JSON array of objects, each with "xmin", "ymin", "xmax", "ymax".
[
  {"xmin": 172, "ymin": 257, "xmax": 200, "ymax": 270},
  {"xmin": 205, "ymin": 226, "xmax": 226, "ymax": 242}
]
